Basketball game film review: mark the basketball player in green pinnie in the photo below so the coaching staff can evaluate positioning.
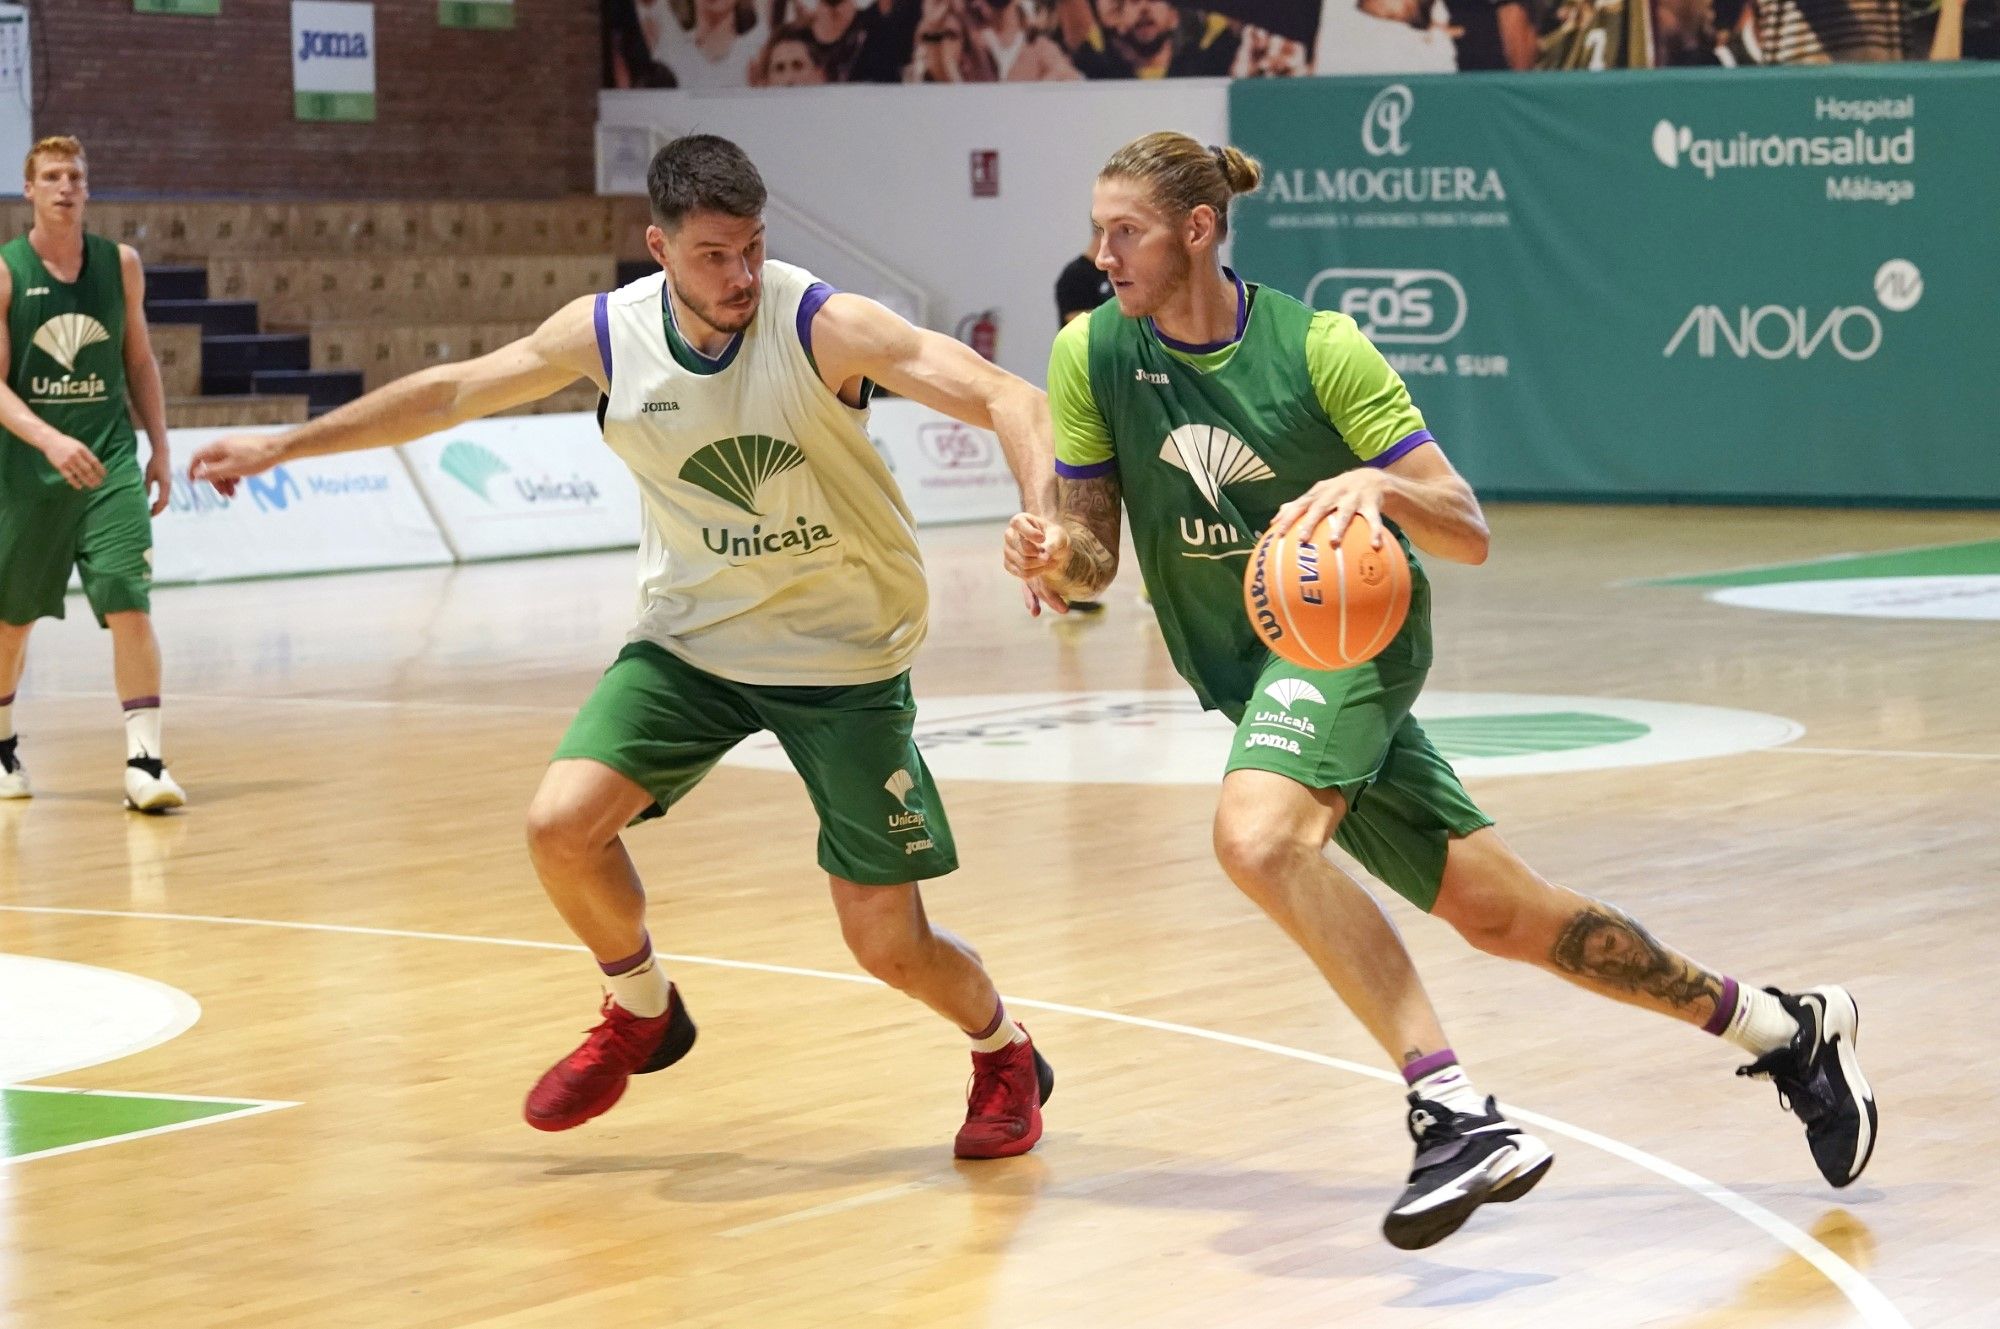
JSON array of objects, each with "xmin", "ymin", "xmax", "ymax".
[
  {"xmin": 1004, "ymin": 131, "xmax": 1875, "ymax": 1249},
  {"xmin": 0, "ymin": 136, "xmax": 185, "ymax": 812}
]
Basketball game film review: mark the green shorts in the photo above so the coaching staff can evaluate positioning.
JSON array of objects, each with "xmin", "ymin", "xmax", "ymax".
[
  {"xmin": 1222, "ymin": 651, "xmax": 1493, "ymax": 912},
  {"xmin": 553, "ymin": 640, "xmax": 958, "ymax": 886},
  {"xmin": 0, "ymin": 468, "xmax": 153, "ymax": 627}
]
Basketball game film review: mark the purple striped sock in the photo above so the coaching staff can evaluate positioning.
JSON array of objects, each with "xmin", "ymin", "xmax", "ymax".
[
  {"xmin": 598, "ymin": 934, "xmax": 654, "ymax": 977},
  {"xmin": 968, "ymin": 1001, "xmax": 1007, "ymax": 1041},
  {"xmin": 1703, "ymin": 977, "xmax": 1742, "ymax": 1037},
  {"xmin": 1402, "ymin": 1049, "xmax": 1459, "ymax": 1086},
  {"xmin": 121, "ymin": 695, "xmax": 161, "ymax": 712}
]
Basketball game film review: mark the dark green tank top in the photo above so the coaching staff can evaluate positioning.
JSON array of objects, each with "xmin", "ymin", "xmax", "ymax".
[{"xmin": 2, "ymin": 230, "xmax": 137, "ymax": 496}]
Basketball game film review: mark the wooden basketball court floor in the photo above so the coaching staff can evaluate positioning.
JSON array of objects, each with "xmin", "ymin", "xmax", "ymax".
[{"xmin": 3, "ymin": 504, "xmax": 1995, "ymax": 1328}]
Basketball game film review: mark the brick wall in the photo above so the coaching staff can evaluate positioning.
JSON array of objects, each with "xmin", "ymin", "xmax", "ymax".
[{"xmin": 32, "ymin": 0, "xmax": 600, "ymax": 199}]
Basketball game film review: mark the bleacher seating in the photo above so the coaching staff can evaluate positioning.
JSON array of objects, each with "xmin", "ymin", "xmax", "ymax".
[{"xmin": 1, "ymin": 197, "xmax": 651, "ymax": 427}]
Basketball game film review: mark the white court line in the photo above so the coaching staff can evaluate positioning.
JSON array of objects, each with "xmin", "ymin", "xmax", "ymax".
[
  {"xmin": 1773, "ymin": 745, "xmax": 2000, "ymax": 763},
  {"xmin": 0, "ymin": 1088, "xmax": 299, "ymax": 1166},
  {"xmin": 0, "ymin": 903, "xmax": 1907, "ymax": 1329}
]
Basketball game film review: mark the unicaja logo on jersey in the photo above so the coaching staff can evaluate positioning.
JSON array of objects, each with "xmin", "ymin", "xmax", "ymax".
[
  {"xmin": 884, "ymin": 767, "xmax": 930, "ymax": 843},
  {"xmin": 1362, "ymin": 85, "xmax": 1413, "ymax": 158},
  {"xmin": 26, "ymin": 313, "xmax": 112, "ymax": 404},
  {"xmin": 1263, "ymin": 679, "xmax": 1325, "ymax": 712},
  {"xmin": 682, "ymin": 434, "xmax": 839, "ymax": 564},
  {"xmin": 32, "ymin": 313, "xmax": 110, "ymax": 372},
  {"xmin": 1158, "ymin": 425, "xmax": 1274, "ymax": 513}
]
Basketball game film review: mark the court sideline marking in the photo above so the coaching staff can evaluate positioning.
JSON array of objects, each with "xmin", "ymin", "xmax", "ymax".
[
  {"xmin": 0, "ymin": 903, "xmax": 1908, "ymax": 1329},
  {"xmin": 36, "ymin": 689, "xmax": 1997, "ymax": 764}
]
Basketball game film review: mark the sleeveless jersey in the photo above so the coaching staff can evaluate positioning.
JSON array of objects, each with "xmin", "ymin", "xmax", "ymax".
[
  {"xmin": 1055, "ymin": 283, "xmax": 1434, "ymax": 714},
  {"xmin": 1, "ymin": 231, "xmax": 137, "ymax": 497},
  {"xmin": 596, "ymin": 260, "xmax": 928, "ymax": 686}
]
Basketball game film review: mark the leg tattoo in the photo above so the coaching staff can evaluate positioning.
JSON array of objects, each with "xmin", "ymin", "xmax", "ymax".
[{"xmin": 1550, "ymin": 905, "xmax": 1724, "ymax": 1019}]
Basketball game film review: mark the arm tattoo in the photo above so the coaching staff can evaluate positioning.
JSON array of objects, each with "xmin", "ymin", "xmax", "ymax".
[
  {"xmin": 1550, "ymin": 904, "xmax": 1724, "ymax": 1017},
  {"xmin": 1053, "ymin": 473, "xmax": 1122, "ymax": 597}
]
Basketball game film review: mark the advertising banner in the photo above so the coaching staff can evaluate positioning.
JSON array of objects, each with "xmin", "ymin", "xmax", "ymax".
[
  {"xmin": 154, "ymin": 437, "xmax": 452, "ymax": 585},
  {"xmin": 868, "ymin": 397, "xmax": 1022, "ymax": 525},
  {"xmin": 292, "ymin": 1, "xmax": 376, "ymax": 122},
  {"xmin": 1231, "ymin": 64, "xmax": 2000, "ymax": 502},
  {"xmin": 398, "ymin": 414, "xmax": 644, "ymax": 561}
]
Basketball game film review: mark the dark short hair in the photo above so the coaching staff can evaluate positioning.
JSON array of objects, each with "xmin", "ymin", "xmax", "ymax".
[{"xmin": 647, "ymin": 134, "xmax": 767, "ymax": 231}]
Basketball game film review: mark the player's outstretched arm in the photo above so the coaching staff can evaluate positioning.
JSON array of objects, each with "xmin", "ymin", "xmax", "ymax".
[
  {"xmin": 189, "ymin": 295, "xmax": 604, "ymax": 492},
  {"xmin": 810, "ymin": 292, "xmax": 1058, "ymax": 519},
  {"xmin": 1272, "ymin": 441, "xmax": 1489, "ymax": 565}
]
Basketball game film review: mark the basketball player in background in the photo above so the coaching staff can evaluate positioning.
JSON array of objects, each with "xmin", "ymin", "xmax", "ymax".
[
  {"xmin": 1004, "ymin": 132, "xmax": 1876, "ymax": 1247},
  {"xmin": 0, "ymin": 136, "xmax": 184, "ymax": 812},
  {"xmin": 190, "ymin": 135, "xmax": 1062, "ymax": 1160}
]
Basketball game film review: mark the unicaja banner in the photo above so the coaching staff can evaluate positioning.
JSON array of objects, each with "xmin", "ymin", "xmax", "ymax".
[
  {"xmin": 292, "ymin": 0, "xmax": 376, "ymax": 122},
  {"xmin": 1230, "ymin": 64, "xmax": 2000, "ymax": 503}
]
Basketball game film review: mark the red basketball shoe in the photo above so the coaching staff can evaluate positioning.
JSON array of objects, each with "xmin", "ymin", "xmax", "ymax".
[
  {"xmin": 524, "ymin": 987, "xmax": 697, "ymax": 1132},
  {"xmin": 954, "ymin": 1029, "xmax": 1054, "ymax": 1159}
]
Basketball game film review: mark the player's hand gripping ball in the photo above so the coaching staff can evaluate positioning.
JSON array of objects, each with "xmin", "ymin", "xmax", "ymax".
[{"xmin": 1244, "ymin": 514, "xmax": 1410, "ymax": 669}]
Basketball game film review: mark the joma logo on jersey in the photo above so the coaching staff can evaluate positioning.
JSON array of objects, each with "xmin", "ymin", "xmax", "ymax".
[
  {"xmin": 641, "ymin": 400, "xmax": 680, "ymax": 413},
  {"xmin": 1134, "ymin": 368, "xmax": 1168, "ymax": 385}
]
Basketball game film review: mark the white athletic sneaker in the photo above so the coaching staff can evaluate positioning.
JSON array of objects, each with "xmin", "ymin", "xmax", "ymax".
[
  {"xmin": 0, "ymin": 736, "xmax": 29, "ymax": 799},
  {"xmin": 124, "ymin": 757, "xmax": 186, "ymax": 813}
]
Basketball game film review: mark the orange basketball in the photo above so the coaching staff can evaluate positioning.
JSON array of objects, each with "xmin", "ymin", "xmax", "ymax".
[{"xmin": 1243, "ymin": 514, "xmax": 1410, "ymax": 670}]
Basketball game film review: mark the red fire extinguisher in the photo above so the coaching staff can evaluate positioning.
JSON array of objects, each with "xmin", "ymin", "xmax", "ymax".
[{"xmin": 955, "ymin": 309, "xmax": 999, "ymax": 363}]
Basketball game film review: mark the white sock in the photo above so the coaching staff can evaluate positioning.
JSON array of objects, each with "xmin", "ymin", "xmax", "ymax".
[
  {"xmin": 124, "ymin": 705, "xmax": 163, "ymax": 762},
  {"xmin": 604, "ymin": 956, "xmax": 670, "ymax": 1018},
  {"xmin": 1409, "ymin": 1063, "xmax": 1489, "ymax": 1118},
  {"xmin": 969, "ymin": 1003, "xmax": 1028, "ymax": 1053},
  {"xmin": 1724, "ymin": 985, "xmax": 1800, "ymax": 1056}
]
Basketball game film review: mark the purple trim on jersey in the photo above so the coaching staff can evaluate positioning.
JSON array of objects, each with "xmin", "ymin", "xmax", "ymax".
[
  {"xmin": 798, "ymin": 281, "xmax": 838, "ymax": 361},
  {"xmin": 593, "ymin": 293, "xmax": 612, "ymax": 386},
  {"xmin": 1148, "ymin": 268, "xmax": 1250, "ymax": 355},
  {"xmin": 1367, "ymin": 429, "xmax": 1435, "ymax": 470},
  {"xmin": 1055, "ymin": 457, "xmax": 1117, "ymax": 480}
]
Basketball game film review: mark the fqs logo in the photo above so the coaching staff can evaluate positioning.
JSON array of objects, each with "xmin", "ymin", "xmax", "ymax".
[
  {"xmin": 1664, "ymin": 260, "xmax": 1921, "ymax": 363},
  {"xmin": 1362, "ymin": 85, "xmax": 1414, "ymax": 158},
  {"xmin": 915, "ymin": 422, "xmax": 994, "ymax": 470},
  {"xmin": 1303, "ymin": 269, "xmax": 1467, "ymax": 345}
]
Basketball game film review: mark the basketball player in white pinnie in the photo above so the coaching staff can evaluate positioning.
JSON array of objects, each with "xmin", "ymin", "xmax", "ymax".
[{"xmin": 190, "ymin": 134, "xmax": 1065, "ymax": 1159}]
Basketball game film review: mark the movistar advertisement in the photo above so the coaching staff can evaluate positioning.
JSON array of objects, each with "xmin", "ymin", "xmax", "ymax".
[{"xmin": 1231, "ymin": 64, "xmax": 2000, "ymax": 502}]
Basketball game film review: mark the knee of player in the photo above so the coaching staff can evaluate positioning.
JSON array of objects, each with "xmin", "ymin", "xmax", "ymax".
[
  {"xmin": 844, "ymin": 929, "xmax": 924, "ymax": 991},
  {"xmin": 1434, "ymin": 872, "xmax": 1528, "ymax": 958},
  {"xmin": 523, "ymin": 796, "xmax": 602, "ymax": 862},
  {"xmin": 1212, "ymin": 816, "xmax": 1316, "ymax": 895}
]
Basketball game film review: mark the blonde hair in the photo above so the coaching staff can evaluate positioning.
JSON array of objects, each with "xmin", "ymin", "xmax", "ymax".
[
  {"xmin": 25, "ymin": 135, "xmax": 85, "ymax": 182},
  {"xmin": 1099, "ymin": 132, "xmax": 1262, "ymax": 241}
]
